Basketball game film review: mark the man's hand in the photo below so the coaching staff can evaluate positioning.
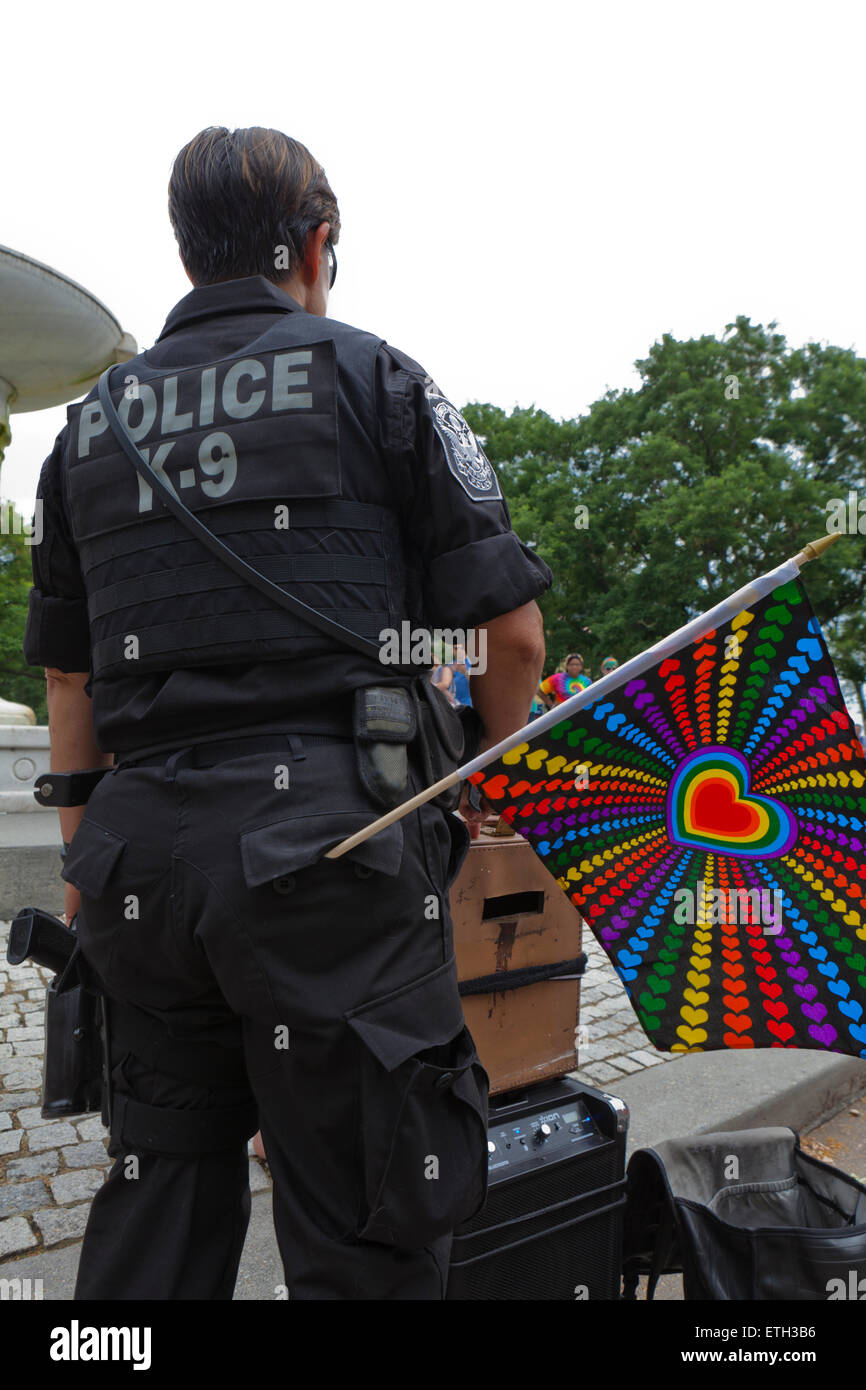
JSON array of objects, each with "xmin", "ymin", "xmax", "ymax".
[
  {"xmin": 457, "ymin": 782, "xmax": 496, "ymax": 840},
  {"xmin": 64, "ymin": 882, "xmax": 82, "ymax": 928},
  {"xmin": 44, "ymin": 668, "xmax": 114, "ymax": 920}
]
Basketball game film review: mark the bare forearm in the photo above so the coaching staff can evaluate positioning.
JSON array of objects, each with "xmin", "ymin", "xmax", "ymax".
[
  {"xmin": 470, "ymin": 603, "xmax": 546, "ymax": 752},
  {"xmin": 45, "ymin": 671, "xmax": 114, "ymax": 843}
]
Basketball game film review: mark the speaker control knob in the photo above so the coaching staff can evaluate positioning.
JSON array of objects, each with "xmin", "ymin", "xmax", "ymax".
[{"xmin": 534, "ymin": 1123, "xmax": 552, "ymax": 1145}]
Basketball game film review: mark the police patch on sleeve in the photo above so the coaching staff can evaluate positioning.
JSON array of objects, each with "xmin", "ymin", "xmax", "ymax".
[{"xmin": 425, "ymin": 381, "xmax": 502, "ymax": 502}]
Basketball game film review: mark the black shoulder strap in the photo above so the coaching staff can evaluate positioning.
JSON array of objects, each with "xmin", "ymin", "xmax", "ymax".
[{"xmin": 96, "ymin": 365, "xmax": 420, "ymax": 675}]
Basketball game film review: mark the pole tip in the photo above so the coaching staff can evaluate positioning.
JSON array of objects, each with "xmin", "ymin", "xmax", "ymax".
[{"xmin": 800, "ymin": 532, "xmax": 842, "ymax": 563}]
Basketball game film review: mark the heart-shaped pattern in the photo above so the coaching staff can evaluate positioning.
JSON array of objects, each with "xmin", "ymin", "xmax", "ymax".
[
  {"xmin": 475, "ymin": 584, "xmax": 866, "ymax": 1058},
  {"xmin": 667, "ymin": 746, "xmax": 797, "ymax": 857}
]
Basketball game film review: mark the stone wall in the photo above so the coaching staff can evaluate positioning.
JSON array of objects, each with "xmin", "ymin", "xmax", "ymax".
[{"xmin": 0, "ymin": 727, "xmax": 51, "ymax": 815}]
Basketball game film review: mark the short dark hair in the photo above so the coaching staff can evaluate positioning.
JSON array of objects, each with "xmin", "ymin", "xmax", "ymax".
[{"xmin": 168, "ymin": 126, "xmax": 340, "ymax": 287}]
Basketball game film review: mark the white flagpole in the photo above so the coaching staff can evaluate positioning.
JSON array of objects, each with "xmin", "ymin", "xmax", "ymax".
[{"xmin": 324, "ymin": 534, "xmax": 840, "ymax": 859}]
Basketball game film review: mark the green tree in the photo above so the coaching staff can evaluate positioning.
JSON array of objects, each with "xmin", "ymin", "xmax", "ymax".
[
  {"xmin": 0, "ymin": 503, "xmax": 47, "ymax": 723},
  {"xmin": 465, "ymin": 317, "xmax": 865, "ymax": 692}
]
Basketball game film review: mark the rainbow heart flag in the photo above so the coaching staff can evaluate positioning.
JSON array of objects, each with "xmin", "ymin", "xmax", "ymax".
[{"xmin": 469, "ymin": 578, "xmax": 866, "ymax": 1056}]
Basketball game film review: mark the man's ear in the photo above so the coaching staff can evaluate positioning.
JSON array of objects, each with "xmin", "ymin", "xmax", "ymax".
[{"xmin": 302, "ymin": 221, "xmax": 330, "ymax": 284}]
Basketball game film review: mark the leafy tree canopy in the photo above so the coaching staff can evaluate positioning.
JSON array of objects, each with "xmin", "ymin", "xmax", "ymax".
[
  {"xmin": 464, "ymin": 316, "xmax": 866, "ymax": 721},
  {"xmin": 0, "ymin": 506, "xmax": 46, "ymax": 723}
]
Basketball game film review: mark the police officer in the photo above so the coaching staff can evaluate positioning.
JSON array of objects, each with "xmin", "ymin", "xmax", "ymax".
[{"xmin": 23, "ymin": 126, "xmax": 552, "ymax": 1300}]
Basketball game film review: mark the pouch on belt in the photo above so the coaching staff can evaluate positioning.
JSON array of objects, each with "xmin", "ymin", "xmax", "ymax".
[
  {"xmin": 353, "ymin": 679, "xmax": 483, "ymax": 814},
  {"xmin": 353, "ymin": 685, "xmax": 418, "ymax": 811}
]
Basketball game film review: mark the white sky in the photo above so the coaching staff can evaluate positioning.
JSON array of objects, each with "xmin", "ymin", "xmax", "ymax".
[
  {"xmin": 4, "ymin": 0, "xmax": 866, "ymax": 514},
  {"xmin": 1, "ymin": 0, "xmax": 865, "ymax": 721}
]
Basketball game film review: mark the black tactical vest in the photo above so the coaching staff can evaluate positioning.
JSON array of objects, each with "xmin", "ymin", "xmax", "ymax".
[{"xmin": 63, "ymin": 314, "xmax": 416, "ymax": 683}]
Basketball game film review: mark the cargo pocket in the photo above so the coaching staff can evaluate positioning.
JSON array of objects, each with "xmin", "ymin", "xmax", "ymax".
[
  {"xmin": 239, "ymin": 809, "xmax": 404, "ymax": 888},
  {"xmin": 60, "ymin": 819, "xmax": 128, "ymax": 896},
  {"xmin": 345, "ymin": 956, "xmax": 489, "ymax": 1250}
]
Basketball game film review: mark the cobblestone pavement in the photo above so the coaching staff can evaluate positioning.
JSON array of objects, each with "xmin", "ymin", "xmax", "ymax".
[
  {"xmin": 0, "ymin": 918, "xmax": 272, "ymax": 1262},
  {"xmin": 0, "ymin": 915, "xmax": 674, "ymax": 1262},
  {"xmin": 572, "ymin": 930, "xmax": 678, "ymax": 1087}
]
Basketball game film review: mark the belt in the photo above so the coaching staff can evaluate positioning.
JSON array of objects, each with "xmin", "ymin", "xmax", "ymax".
[{"xmin": 117, "ymin": 731, "xmax": 353, "ymax": 770}]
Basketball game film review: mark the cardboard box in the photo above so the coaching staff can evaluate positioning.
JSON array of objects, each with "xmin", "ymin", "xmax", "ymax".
[{"xmin": 449, "ymin": 826, "xmax": 585, "ymax": 1095}]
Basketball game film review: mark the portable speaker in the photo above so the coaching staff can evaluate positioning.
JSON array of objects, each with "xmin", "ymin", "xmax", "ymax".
[{"xmin": 446, "ymin": 1076, "xmax": 628, "ymax": 1300}]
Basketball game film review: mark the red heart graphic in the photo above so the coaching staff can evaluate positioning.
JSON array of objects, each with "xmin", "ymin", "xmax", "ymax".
[
  {"xmin": 726, "ymin": 963, "xmax": 745, "ymax": 977},
  {"xmin": 725, "ymin": 979, "xmax": 747, "ymax": 995},
  {"xmin": 723, "ymin": 995, "xmax": 750, "ymax": 1013},
  {"xmin": 691, "ymin": 778, "xmax": 763, "ymax": 840},
  {"xmin": 724, "ymin": 1033, "xmax": 754, "ymax": 1048},
  {"xmin": 723, "ymin": 1013, "xmax": 752, "ymax": 1033},
  {"xmin": 752, "ymin": 951, "xmax": 772, "ymax": 965},
  {"xmin": 766, "ymin": 1019, "xmax": 795, "ymax": 1043},
  {"xmin": 482, "ymin": 774, "xmax": 509, "ymax": 799},
  {"xmin": 721, "ymin": 935, "xmax": 739, "ymax": 949},
  {"xmin": 759, "ymin": 983, "xmax": 783, "ymax": 1001},
  {"xmin": 659, "ymin": 659, "xmax": 680, "ymax": 677},
  {"xmin": 763, "ymin": 999, "xmax": 788, "ymax": 1020},
  {"xmin": 588, "ymin": 904, "xmax": 604, "ymax": 918},
  {"xmin": 722, "ymin": 949, "xmax": 742, "ymax": 962},
  {"xmin": 755, "ymin": 965, "xmax": 776, "ymax": 982}
]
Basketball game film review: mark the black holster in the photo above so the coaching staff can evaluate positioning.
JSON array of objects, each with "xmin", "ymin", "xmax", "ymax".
[
  {"xmin": 7, "ymin": 907, "xmax": 108, "ymax": 1121},
  {"xmin": 413, "ymin": 680, "xmax": 483, "ymax": 812},
  {"xmin": 412, "ymin": 679, "xmax": 465, "ymax": 812},
  {"xmin": 352, "ymin": 679, "xmax": 483, "ymax": 814}
]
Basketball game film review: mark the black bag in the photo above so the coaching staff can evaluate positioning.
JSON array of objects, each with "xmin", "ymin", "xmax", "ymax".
[{"xmin": 621, "ymin": 1127, "xmax": 866, "ymax": 1300}]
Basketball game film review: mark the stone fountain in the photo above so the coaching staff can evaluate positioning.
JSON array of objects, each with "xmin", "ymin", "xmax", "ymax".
[{"xmin": 0, "ymin": 244, "xmax": 136, "ymax": 812}]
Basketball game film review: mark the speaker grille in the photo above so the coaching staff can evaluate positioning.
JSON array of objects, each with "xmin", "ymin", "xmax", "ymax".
[
  {"xmin": 448, "ymin": 1135, "xmax": 626, "ymax": 1299},
  {"xmin": 448, "ymin": 1205, "xmax": 625, "ymax": 1300},
  {"xmin": 462, "ymin": 1145, "xmax": 617, "ymax": 1231}
]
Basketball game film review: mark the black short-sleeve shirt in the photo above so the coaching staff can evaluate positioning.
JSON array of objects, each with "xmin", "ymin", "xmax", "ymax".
[{"xmin": 23, "ymin": 277, "xmax": 552, "ymax": 755}]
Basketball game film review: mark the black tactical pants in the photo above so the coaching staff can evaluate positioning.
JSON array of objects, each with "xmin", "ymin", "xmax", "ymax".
[{"xmin": 65, "ymin": 733, "xmax": 487, "ymax": 1300}]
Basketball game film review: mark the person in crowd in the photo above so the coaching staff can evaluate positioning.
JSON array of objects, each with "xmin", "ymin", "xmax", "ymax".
[
  {"xmin": 539, "ymin": 652, "xmax": 591, "ymax": 706},
  {"xmin": 449, "ymin": 643, "xmax": 473, "ymax": 707},
  {"xmin": 430, "ymin": 661, "xmax": 458, "ymax": 705}
]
